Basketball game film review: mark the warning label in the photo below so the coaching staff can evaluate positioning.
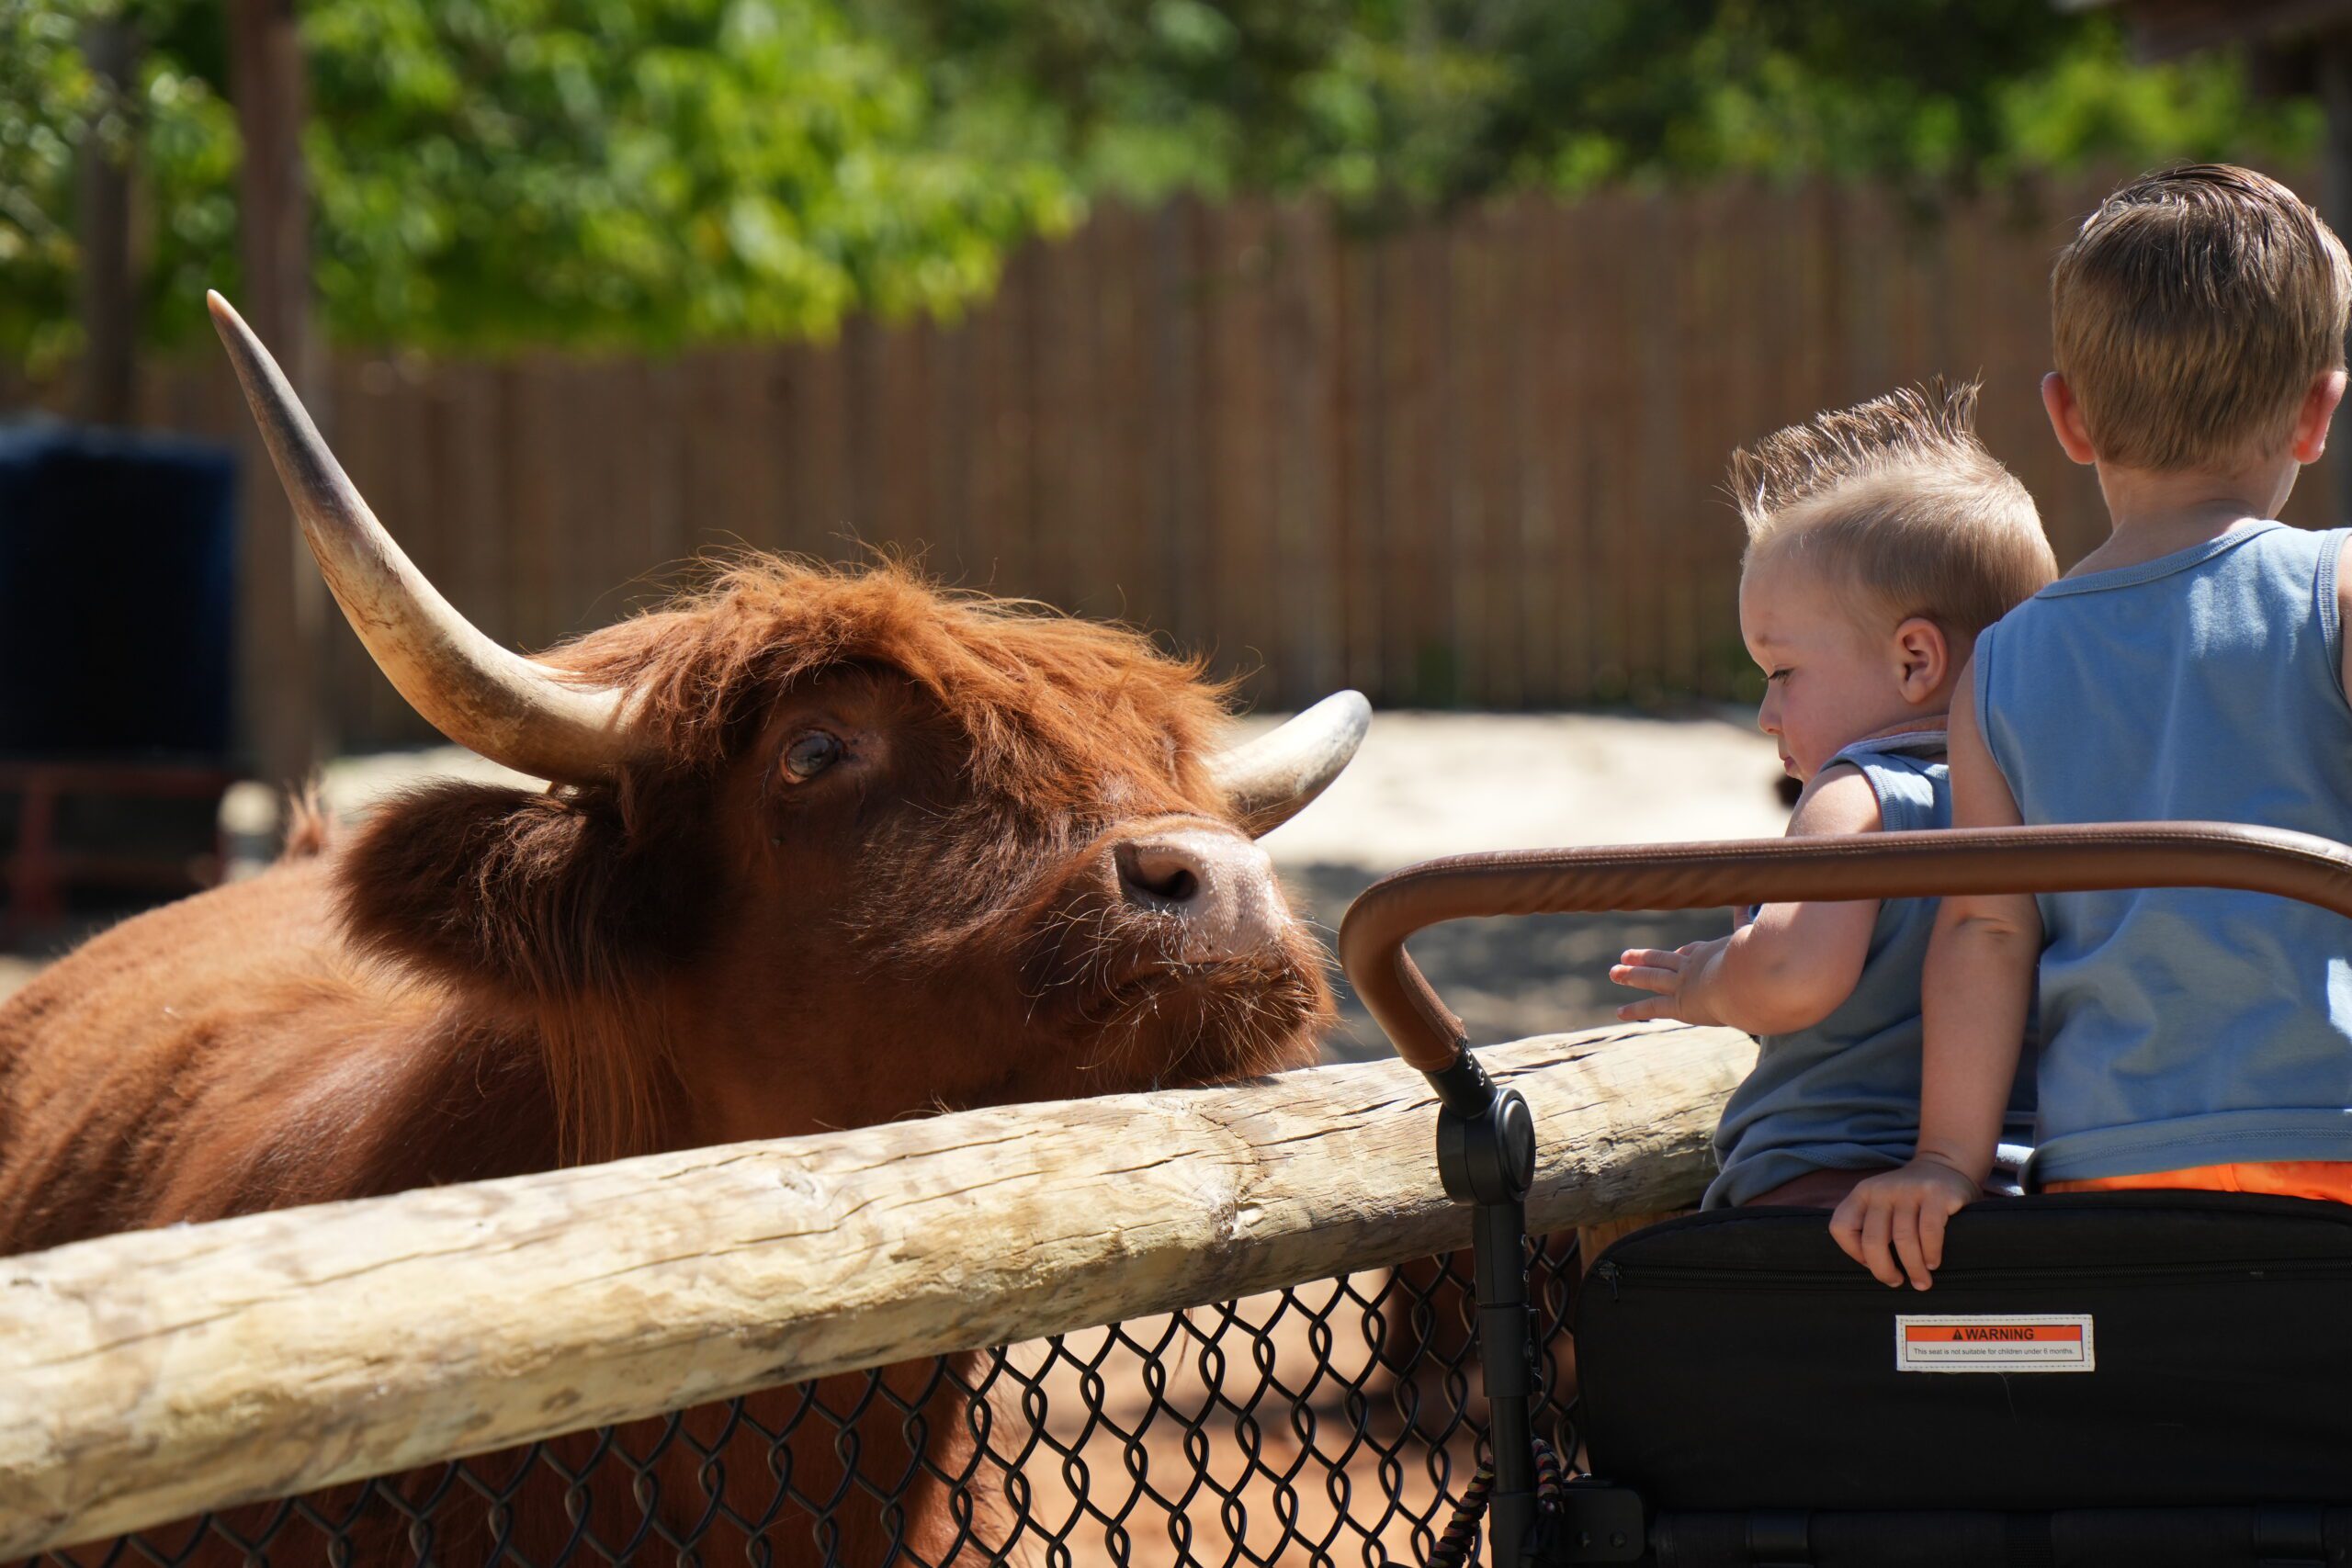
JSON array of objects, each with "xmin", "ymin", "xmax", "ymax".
[{"xmin": 1894, "ymin": 1314, "xmax": 2095, "ymax": 1373}]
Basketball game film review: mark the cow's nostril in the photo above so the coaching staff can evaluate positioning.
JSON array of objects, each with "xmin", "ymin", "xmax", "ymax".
[
  {"xmin": 1154, "ymin": 867, "xmax": 1200, "ymax": 901},
  {"xmin": 1116, "ymin": 841, "xmax": 1205, "ymax": 908}
]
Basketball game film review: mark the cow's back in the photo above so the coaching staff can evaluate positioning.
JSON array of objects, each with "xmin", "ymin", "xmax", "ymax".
[
  {"xmin": 5, "ymin": 858, "xmax": 1002, "ymax": 1568},
  {"xmin": 0, "ymin": 853, "xmax": 559, "ymax": 1252}
]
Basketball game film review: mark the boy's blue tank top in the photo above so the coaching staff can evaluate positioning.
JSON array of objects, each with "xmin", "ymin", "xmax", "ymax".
[
  {"xmin": 1974, "ymin": 521, "xmax": 2352, "ymax": 1185},
  {"xmin": 1706, "ymin": 733, "xmax": 2038, "ymax": 1208}
]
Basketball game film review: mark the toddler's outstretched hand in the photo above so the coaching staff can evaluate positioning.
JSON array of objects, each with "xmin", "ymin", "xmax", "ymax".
[
  {"xmin": 1609, "ymin": 937, "xmax": 1730, "ymax": 1026},
  {"xmin": 1829, "ymin": 1157, "xmax": 1979, "ymax": 1290}
]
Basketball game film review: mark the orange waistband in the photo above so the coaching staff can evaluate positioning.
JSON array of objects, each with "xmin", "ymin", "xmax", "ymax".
[{"xmin": 2046, "ymin": 1160, "xmax": 2352, "ymax": 1203}]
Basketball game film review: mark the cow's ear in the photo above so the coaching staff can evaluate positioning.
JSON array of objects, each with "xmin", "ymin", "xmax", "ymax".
[{"xmin": 335, "ymin": 783, "xmax": 711, "ymax": 995}]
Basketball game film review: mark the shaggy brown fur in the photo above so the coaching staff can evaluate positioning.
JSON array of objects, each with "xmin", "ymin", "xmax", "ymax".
[{"xmin": 3, "ymin": 558, "xmax": 1335, "ymax": 1565}]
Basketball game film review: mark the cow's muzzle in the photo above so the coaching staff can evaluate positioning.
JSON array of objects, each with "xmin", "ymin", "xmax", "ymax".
[{"xmin": 1110, "ymin": 827, "xmax": 1289, "ymax": 963}]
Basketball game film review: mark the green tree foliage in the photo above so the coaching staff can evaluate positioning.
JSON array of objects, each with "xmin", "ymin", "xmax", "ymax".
[
  {"xmin": 1, "ymin": 0, "xmax": 1077, "ymax": 367},
  {"xmin": 887, "ymin": 0, "xmax": 2320, "ymax": 209},
  {"xmin": 300, "ymin": 0, "xmax": 1075, "ymax": 348},
  {"xmin": 0, "ymin": 0, "xmax": 2324, "ymax": 366},
  {"xmin": 0, "ymin": 0, "xmax": 176, "ymax": 369}
]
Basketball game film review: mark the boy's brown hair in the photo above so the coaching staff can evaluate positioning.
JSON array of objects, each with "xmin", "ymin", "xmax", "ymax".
[
  {"xmin": 2052, "ymin": 163, "xmax": 2351, "ymax": 471},
  {"xmin": 1733, "ymin": 378, "xmax": 2056, "ymax": 638}
]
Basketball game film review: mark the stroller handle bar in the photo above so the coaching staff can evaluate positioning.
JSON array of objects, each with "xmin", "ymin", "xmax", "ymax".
[{"xmin": 1337, "ymin": 820, "xmax": 2352, "ymax": 1081}]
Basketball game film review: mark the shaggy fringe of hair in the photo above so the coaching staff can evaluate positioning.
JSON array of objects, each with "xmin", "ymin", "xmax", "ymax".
[
  {"xmin": 1726, "ymin": 378, "xmax": 1986, "ymax": 536},
  {"xmin": 549, "ymin": 556, "xmax": 1244, "ymax": 818}
]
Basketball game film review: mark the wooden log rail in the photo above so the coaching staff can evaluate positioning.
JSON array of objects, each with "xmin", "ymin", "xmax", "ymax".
[{"xmin": 0, "ymin": 1021, "xmax": 1753, "ymax": 1557}]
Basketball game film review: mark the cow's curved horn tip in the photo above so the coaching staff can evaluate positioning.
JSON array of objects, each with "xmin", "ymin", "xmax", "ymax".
[
  {"xmin": 1332, "ymin": 689, "xmax": 1373, "ymax": 742},
  {"xmin": 1305, "ymin": 689, "xmax": 1374, "ymax": 761},
  {"xmin": 206, "ymin": 292, "xmax": 257, "ymax": 350}
]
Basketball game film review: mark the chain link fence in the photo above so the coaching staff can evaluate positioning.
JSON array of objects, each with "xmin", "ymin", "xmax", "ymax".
[{"xmin": 30, "ymin": 1239, "xmax": 1586, "ymax": 1568}]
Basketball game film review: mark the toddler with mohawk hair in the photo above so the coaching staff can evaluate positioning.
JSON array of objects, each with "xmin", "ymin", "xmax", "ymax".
[{"xmin": 1611, "ymin": 380, "xmax": 2057, "ymax": 1209}]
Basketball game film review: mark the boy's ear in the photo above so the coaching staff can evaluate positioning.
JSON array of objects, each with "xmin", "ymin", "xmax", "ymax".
[
  {"xmin": 2041, "ymin": 372, "xmax": 2098, "ymax": 466},
  {"xmin": 2290, "ymin": 369, "xmax": 2346, "ymax": 465},
  {"xmin": 1891, "ymin": 616, "xmax": 1950, "ymax": 705}
]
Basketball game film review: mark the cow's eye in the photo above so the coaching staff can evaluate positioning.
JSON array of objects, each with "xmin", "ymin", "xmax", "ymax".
[{"xmin": 783, "ymin": 730, "xmax": 844, "ymax": 782}]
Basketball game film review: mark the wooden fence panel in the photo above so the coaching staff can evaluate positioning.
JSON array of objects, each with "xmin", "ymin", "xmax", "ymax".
[
  {"xmin": 1090, "ymin": 207, "xmax": 1148, "ymax": 633},
  {"xmin": 1332, "ymin": 231, "xmax": 1382, "ymax": 696},
  {"xmin": 1545, "ymin": 197, "xmax": 1597, "ymax": 705},
  {"xmin": 1396, "ymin": 222, "xmax": 1453, "ymax": 704},
  {"xmin": 1591, "ymin": 190, "xmax": 1641, "ymax": 702},
  {"xmin": 971, "ymin": 248, "xmax": 1034, "ymax": 596},
  {"xmin": 1147, "ymin": 200, "xmax": 1208, "ymax": 652},
  {"xmin": 58, "ymin": 175, "xmax": 2351, "ymax": 751},
  {"xmin": 1502, "ymin": 195, "xmax": 1555, "ymax": 708},
  {"xmin": 1460, "ymin": 203, "xmax": 1514, "ymax": 708},
  {"xmin": 1272, "ymin": 202, "xmax": 1341, "ymax": 703},
  {"xmin": 1201, "ymin": 201, "xmax": 1273, "ymax": 701}
]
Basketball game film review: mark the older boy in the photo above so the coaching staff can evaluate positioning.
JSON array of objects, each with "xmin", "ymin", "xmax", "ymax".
[
  {"xmin": 1612, "ymin": 381, "xmax": 2055, "ymax": 1208},
  {"xmin": 1835, "ymin": 164, "xmax": 2352, "ymax": 1289}
]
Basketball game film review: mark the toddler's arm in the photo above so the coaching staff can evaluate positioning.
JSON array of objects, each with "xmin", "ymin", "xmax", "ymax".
[
  {"xmin": 1831, "ymin": 674, "xmax": 2038, "ymax": 1290},
  {"xmin": 1611, "ymin": 764, "xmax": 1882, "ymax": 1035}
]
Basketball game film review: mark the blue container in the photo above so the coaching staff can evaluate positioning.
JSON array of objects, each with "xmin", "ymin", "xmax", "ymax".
[{"xmin": 0, "ymin": 423, "xmax": 237, "ymax": 757}]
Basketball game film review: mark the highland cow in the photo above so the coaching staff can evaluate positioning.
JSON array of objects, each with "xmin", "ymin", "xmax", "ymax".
[{"xmin": 2, "ymin": 295, "xmax": 1369, "ymax": 1564}]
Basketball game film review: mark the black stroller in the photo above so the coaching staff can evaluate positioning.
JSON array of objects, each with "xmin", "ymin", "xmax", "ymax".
[{"xmin": 1340, "ymin": 821, "xmax": 2352, "ymax": 1567}]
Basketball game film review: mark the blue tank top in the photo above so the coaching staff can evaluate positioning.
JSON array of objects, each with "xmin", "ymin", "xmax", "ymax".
[
  {"xmin": 1974, "ymin": 521, "xmax": 2352, "ymax": 1185},
  {"xmin": 1706, "ymin": 734, "xmax": 2038, "ymax": 1208}
]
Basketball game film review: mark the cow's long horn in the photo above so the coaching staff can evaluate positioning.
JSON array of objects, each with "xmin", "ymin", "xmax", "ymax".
[
  {"xmin": 209, "ymin": 292, "xmax": 639, "ymax": 783},
  {"xmin": 1211, "ymin": 690, "xmax": 1372, "ymax": 838}
]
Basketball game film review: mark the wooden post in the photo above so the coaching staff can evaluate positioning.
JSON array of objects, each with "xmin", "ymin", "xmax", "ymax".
[
  {"xmin": 227, "ymin": 0, "xmax": 328, "ymax": 789},
  {"xmin": 74, "ymin": 12, "xmax": 140, "ymax": 428},
  {"xmin": 0, "ymin": 1022, "xmax": 1752, "ymax": 1556}
]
